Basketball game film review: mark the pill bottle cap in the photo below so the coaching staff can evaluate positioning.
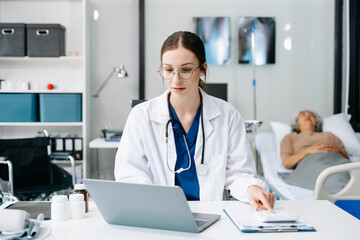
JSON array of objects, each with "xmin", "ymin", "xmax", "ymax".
[
  {"xmin": 69, "ymin": 193, "xmax": 84, "ymax": 202},
  {"xmin": 74, "ymin": 184, "xmax": 86, "ymax": 190},
  {"xmin": 52, "ymin": 195, "xmax": 68, "ymax": 203}
]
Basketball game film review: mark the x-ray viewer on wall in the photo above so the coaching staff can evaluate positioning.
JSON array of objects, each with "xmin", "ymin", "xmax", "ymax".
[{"xmin": 238, "ymin": 17, "xmax": 276, "ymax": 65}]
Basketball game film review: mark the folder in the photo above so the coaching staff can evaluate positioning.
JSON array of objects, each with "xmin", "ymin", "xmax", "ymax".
[
  {"xmin": 64, "ymin": 138, "xmax": 73, "ymax": 152},
  {"xmin": 223, "ymin": 209, "xmax": 316, "ymax": 233},
  {"xmin": 51, "ymin": 137, "xmax": 64, "ymax": 152},
  {"xmin": 73, "ymin": 137, "xmax": 83, "ymax": 160},
  {"xmin": 103, "ymin": 130, "xmax": 122, "ymax": 142}
]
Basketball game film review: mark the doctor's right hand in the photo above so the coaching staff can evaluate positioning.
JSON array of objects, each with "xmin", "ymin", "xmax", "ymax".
[{"xmin": 247, "ymin": 185, "xmax": 275, "ymax": 213}]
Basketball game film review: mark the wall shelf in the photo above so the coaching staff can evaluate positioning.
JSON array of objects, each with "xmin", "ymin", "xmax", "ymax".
[{"xmin": 0, "ymin": 0, "xmax": 88, "ymax": 179}]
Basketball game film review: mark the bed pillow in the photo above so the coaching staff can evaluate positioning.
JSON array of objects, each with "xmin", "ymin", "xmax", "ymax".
[
  {"xmin": 270, "ymin": 121, "xmax": 292, "ymax": 172},
  {"xmin": 322, "ymin": 113, "xmax": 360, "ymax": 157},
  {"xmin": 354, "ymin": 133, "xmax": 360, "ymax": 162},
  {"xmin": 270, "ymin": 121, "xmax": 292, "ymax": 156}
]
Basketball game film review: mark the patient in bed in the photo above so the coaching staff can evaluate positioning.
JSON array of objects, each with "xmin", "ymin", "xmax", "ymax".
[{"xmin": 279, "ymin": 110, "xmax": 350, "ymax": 193}]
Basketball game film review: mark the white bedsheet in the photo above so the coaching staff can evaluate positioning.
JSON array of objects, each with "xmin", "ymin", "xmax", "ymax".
[{"xmin": 255, "ymin": 132, "xmax": 360, "ymax": 200}]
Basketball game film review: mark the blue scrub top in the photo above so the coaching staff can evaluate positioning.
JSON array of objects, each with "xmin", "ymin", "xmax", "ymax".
[{"xmin": 170, "ymin": 104, "xmax": 200, "ymax": 201}]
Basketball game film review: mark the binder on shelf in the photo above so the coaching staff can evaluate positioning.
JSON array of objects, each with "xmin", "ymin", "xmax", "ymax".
[
  {"xmin": 73, "ymin": 137, "xmax": 83, "ymax": 160},
  {"xmin": 52, "ymin": 137, "xmax": 64, "ymax": 152},
  {"xmin": 64, "ymin": 138, "xmax": 73, "ymax": 152}
]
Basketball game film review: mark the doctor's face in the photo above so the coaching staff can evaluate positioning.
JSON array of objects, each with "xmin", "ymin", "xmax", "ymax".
[{"xmin": 161, "ymin": 47, "xmax": 205, "ymax": 96}]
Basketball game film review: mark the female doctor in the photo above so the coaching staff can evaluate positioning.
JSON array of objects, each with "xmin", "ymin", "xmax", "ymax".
[{"xmin": 115, "ymin": 31, "xmax": 275, "ymax": 211}]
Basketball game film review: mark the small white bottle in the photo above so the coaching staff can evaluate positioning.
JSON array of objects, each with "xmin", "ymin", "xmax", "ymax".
[
  {"xmin": 51, "ymin": 195, "xmax": 69, "ymax": 221},
  {"xmin": 69, "ymin": 193, "xmax": 85, "ymax": 219},
  {"xmin": 74, "ymin": 184, "xmax": 89, "ymax": 213}
]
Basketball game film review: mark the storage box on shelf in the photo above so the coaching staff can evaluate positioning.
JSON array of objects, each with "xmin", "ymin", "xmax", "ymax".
[
  {"xmin": 27, "ymin": 24, "xmax": 66, "ymax": 57},
  {"xmin": 0, "ymin": 23, "xmax": 26, "ymax": 57},
  {"xmin": 39, "ymin": 93, "xmax": 82, "ymax": 122},
  {"xmin": 0, "ymin": 93, "xmax": 38, "ymax": 122}
]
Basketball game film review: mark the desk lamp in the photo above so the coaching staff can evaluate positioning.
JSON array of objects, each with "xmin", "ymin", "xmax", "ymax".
[{"xmin": 93, "ymin": 65, "xmax": 128, "ymax": 140}]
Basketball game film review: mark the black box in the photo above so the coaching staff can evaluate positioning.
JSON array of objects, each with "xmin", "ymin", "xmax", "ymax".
[
  {"xmin": 27, "ymin": 24, "xmax": 65, "ymax": 57},
  {"xmin": 0, "ymin": 23, "xmax": 26, "ymax": 56}
]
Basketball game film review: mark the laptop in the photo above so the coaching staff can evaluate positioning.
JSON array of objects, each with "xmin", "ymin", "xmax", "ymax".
[{"xmin": 83, "ymin": 179, "xmax": 220, "ymax": 233}]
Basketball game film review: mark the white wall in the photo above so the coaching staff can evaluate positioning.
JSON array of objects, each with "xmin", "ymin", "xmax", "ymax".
[
  {"xmin": 88, "ymin": 0, "xmax": 139, "ymax": 178},
  {"xmin": 89, "ymin": 0, "xmax": 139, "ymax": 134},
  {"xmin": 145, "ymin": 0, "xmax": 335, "ymax": 131},
  {"xmin": 88, "ymin": 0, "xmax": 335, "ymax": 134},
  {"xmin": 88, "ymin": 0, "xmax": 335, "ymax": 178}
]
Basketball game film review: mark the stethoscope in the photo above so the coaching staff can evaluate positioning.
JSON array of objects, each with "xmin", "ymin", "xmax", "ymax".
[{"xmin": 165, "ymin": 93, "xmax": 208, "ymax": 176}]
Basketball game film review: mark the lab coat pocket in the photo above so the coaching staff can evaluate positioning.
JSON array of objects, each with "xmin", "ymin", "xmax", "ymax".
[
  {"xmin": 200, "ymin": 155, "xmax": 227, "ymax": 200},
  {"xmin": 210, "ymin": 155, "xmax": 227, "ymax": 183}
]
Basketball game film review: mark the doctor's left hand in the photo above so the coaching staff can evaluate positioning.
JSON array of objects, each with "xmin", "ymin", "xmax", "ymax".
[{"xmin": 247, "ymin": 185, "xmax": 276, "ymax": 212}]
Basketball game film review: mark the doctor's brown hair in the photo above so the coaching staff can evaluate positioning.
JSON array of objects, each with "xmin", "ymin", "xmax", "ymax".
[{"xmin": 160, "ymin": 31, "xmax": 207, "ymax": 90}]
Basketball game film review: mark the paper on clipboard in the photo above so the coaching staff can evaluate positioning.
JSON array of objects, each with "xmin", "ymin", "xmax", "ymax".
[{"xmin": 223, "ymin": 209, "xmax": 316, "ymax": 233}]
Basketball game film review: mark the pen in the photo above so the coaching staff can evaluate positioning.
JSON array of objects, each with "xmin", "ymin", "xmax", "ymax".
[
  {"xmin": 259, "ymin": 225, "xmax": 298, "ymax": 228},
  {"xmin": 28, "ymin": 213, "xmax": 44, "ymax": 239}
]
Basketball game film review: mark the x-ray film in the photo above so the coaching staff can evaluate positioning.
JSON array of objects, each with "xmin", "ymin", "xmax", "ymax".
[
  {"xmin": 238, "ymin": 17, "xmax": 276, "ymax": 65},
  {"xmin": 195, "ymin": 17, "xmax": 231, "ymax": 65}
]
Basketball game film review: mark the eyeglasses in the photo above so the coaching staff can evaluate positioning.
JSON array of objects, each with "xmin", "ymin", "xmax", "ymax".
[{"xmin": 158, "ymin": 66, "xmax": 200, "ymax": 80}]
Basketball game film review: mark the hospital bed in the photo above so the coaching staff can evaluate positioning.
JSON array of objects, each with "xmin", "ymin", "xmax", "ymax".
[{"xmin": 255, "ymin": 131, "xmax": 360, "ymax": 201}]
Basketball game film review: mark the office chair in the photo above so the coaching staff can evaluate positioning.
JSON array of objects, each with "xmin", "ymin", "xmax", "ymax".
[
  {"xmin": 0, "ymin": 137, "xmax": 75, "ymax": 201},
  {"xmin": 130, "ymin": 99, "xmax": 146, "ymax": 108},
  {"xmin": 205, "ymin": 83, "xmax": 228, "ymax": 101}
]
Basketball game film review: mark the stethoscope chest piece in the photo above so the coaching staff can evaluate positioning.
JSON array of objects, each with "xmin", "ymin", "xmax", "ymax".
[{"xmin": 197, "ymin": 164, "xmax": 208, "ymax": 176}]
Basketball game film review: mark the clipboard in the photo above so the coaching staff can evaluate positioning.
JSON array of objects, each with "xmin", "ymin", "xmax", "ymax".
[{"xmin": 223, "ymin": 209, "xmax": 316, "ymax": 233}]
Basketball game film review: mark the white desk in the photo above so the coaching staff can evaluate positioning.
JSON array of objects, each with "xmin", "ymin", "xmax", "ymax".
[
  {"xmin": 44, "ymin": 200, "xmax": 360, "ymax": 239},
  {"xmin": 89, "ymin": 137, "xmax": 119, "ymax": 149}
]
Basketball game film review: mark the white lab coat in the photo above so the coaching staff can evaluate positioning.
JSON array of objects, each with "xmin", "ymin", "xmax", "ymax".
[{"xmin": 114, "ymin": 89, "xmax": 268, "ymax": 202}]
